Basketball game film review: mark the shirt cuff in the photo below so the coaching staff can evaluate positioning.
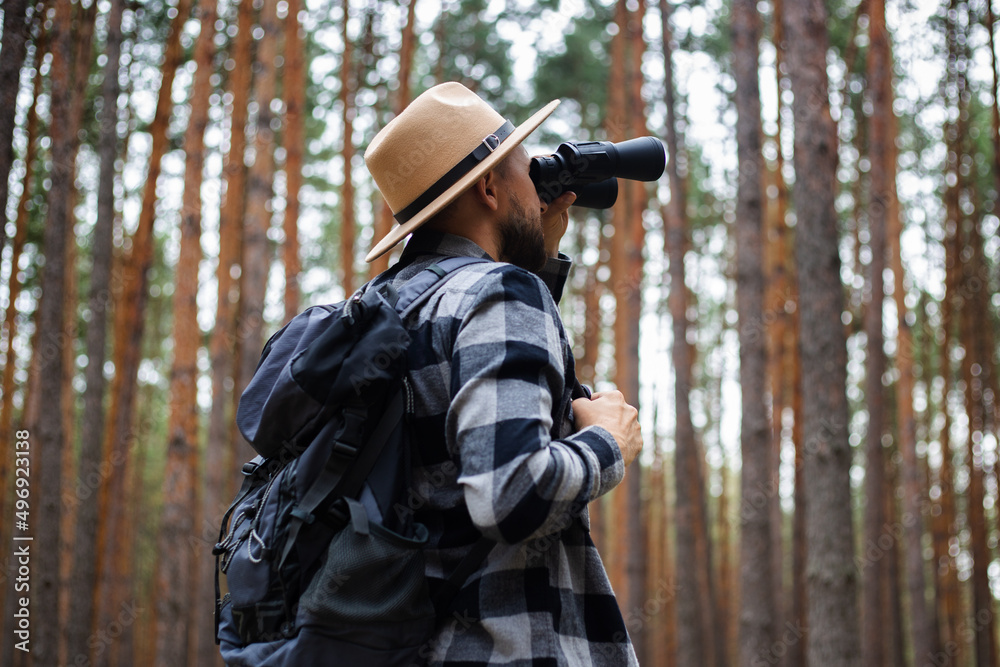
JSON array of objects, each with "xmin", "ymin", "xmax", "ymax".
[
  {"xmin": 536, "ymin": 253, "xmax": 572, "ymax": 304},
  {"xmin": 568, "ymin": 425, "xmax": 625, "ymax": 500}
]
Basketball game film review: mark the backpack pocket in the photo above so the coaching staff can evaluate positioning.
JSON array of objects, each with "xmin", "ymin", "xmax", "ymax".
[{"xmin": 299, "ymin": 498, "xmax": 436, "ymax": 651}]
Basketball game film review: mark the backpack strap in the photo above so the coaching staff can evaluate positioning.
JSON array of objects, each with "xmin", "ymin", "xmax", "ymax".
[
  {"xmin": 393, "ymin": 255, "xmax": 490, "ymax": 319},
  {"xmin": 278, "ymin": 390, "xmax": 404, "ymax": 568},
  {"xmin": 214, "ymin": 455, "xmax": 267, "ymax": 643}
]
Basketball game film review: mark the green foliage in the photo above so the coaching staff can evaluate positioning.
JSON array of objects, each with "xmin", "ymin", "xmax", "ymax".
[
  {"xmin": 419, "ymin": 0, "xmax": 516, "ymax": 112},
  {"xmin": 533, "ymin": 0, "xmax": 614, "ymax": 138}
]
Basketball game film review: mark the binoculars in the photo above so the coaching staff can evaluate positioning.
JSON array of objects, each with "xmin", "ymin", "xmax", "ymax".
[{"xmin": 530, "ymin": 136, "xmax": 667, "ymax": 209}]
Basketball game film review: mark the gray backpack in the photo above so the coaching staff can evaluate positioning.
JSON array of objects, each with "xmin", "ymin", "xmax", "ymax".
[{"xmin": 214, "ymin": 256, "xmax": 493, "ymax": 666}]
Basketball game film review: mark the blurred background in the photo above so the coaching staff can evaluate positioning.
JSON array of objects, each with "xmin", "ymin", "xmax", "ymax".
[{"xmin": 0, "ymin": 0, "xmax": 998, "ymax": 664}]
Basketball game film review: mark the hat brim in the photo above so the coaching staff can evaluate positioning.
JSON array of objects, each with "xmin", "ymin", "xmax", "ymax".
[{"xmin": 364, "ymin": 99, "xmax": 561, "ymax": 263}]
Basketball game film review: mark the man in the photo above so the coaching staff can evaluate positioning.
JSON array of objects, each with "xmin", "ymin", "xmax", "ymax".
[{"xmin": 364, "ymin": 82, "xmax": 643, "ymax": 665}]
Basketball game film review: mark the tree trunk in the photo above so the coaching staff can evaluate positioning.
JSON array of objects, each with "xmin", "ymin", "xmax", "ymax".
[
  {"xmin": 772, "ymin": 4, "xmax": 808, "ymax": 661},
  {"xmin": 648, "ymin": 446, "xmax": 671, "ymax": 667},
  {"xmin": 783, "ymin": 0, "xmax": 861, "ymax": 664},
  {"xmin": 339, "ymin": 0, "xmax": 357, "ymax": 294},
  {"xmin": 0, "ymin": 14, "xmax": 44, "ymax": 589},
  {"xmin": 624, "ymin": 0, "xmax": 648, "ymax": 659},
  {"xmin": 66, "ymin": 0, "xmax": 123, "ymax": 661},
  {"xmin": 661, "ymin": 1, "xmax": 714, "ymax": 664},
  {"xmin": 155, "ymin": 1, "xmax": 216, "ymax": 664},
  {"xmin": 935, "ymin": 204, "xmax": 961, "ymax": 659},
  {"xmin": 765, "ymin": 6, "xmax": 791, "ymax": 653},
  {"xmin": 987, "ymin": 0, "xmax": 1000, "ymax": 207},
  {"xmin": 209, "ymin": 0, "xmax": 253, "ymax": 508},
  {"xmin": 0, "ymin": 0, "xmax": 31, "ymax": 259},
  {"xmin": 283, "ymin": 0, "xmax": 305, "ymax": 322},
  {"xmin": 873, "ymin": 0, "xmax": 940, "ymax": 659},
  {"xmin": 716, "ymin": 461, "xmax": 734, "ymax": 664},
  {"xmin": 862, "ymin": 2, "xmax": 889, "ymax": 661},
  {"xmin": 0, "ymin": 31, "xmax": 44, "ymax": 665},
  {"xmin": 605, "ymin": 0, "xmax": 628, "ymax": 611},
  {"xmin": 236, "ymin": 0, "xmax": 281, "ymax": 442},
  {"xmin": 732, "ymin": 1, "xmax": 776, "ymax": 665},
  {"xmin": 55, "ymin": 2, "xmax": 98, "ymax": 657},
  {"xmin": 32, "ymin": 0, "xmax": 80, "ymax": 657},
  {"xmin": 883, "ymin": 456, "xmax": 905, "ymax": 667},
  {"xmin": 369, "ymin": 0, "xmax": 419, "ymax": 277},
  {"xmin": 579, "ymin": 232, "xmax": 606, "ymax": 552},
  {"xmin": 94, "ymin": 0, "xmax": 193, "ymax": 662},
  {"xmin": 958, "ymin": 203, "xmax": 996, "ymax": 667}
]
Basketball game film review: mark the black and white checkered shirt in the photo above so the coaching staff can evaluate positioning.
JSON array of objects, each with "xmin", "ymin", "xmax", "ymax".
[{"xmin": 371, "ymin": 230, "xmax": 638, "ymax": 666}]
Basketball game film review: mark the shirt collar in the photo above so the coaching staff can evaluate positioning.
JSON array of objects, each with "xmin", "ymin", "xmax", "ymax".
[{"xmin": 400, "ymin": 229, "xmax": 495, "ymax": 262}]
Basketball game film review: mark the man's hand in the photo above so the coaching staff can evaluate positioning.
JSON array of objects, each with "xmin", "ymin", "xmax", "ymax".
[
  {"xmin": 572, "ymin": 390, "xmax": 643, "ymax": 467},
  {"xmin": 540, "ymin": 191, "xmax": 576, "ymax": 258}
]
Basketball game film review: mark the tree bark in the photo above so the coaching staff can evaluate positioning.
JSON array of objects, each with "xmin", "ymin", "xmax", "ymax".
[
  {"xmin": 369, "ymin": 0, "xmax": 419, "ymax": 277},
  {"xmin": 31, "ymin": 0, "xmax": 81, "ymax": 658},
  {"xmin": 935, "ymin": 200, "xmax": 961, "ymax": 658},
  {"xmin": 283, "ymin": 0, "xmax": 305, "ymax": 322},
  {"xmin": 339, "ymin": 0, "xmax": 357, "ymax": 294},
  {"xmin": 0, "ymin": 0, "xmax": 31, "ymax": 259},
  {"xmin": 623, "ymin": 0, "xmax": 648, "ymax": 660},
  {"xmin": 0, "ymin": 29, "xmax": 44, "ymax": 665},
  {"xmin": 94, "ymin": 0, "xmax": 193, "ymax": 662},
  {"xmin": 883, "ymin": 456, "xmax": 905, "ymax": 667},
  {"xmin": 732, "ymin": 1, "xmax": 776, "ymax": 665},
  {"xmin": 783, "ymin": 0, "xmax": 861, "ymax": 664},
  {"xmin": 0, "ymin": 12, "xmax": 44, "ymax": 586},
  {"xmin": 208, "ymin": 0, "xmax": 253, "ymax": 508},
  {"xmin": 155, "ymin": 1, "xmax": 217, "ymax": 664},
  {"xmin": 862, "ymin": 2, "xmax": 889, "ymax": 662},
  {"xmin": 66, "ymin": 0, "xmax": 123, "ymax": 661},
  {"xmin": 661, "ymin": 1, "xmax": 713, "ymax": 664},
  {"xmin": 987, "ymin": 0, "xmax": 1000, "ymax": 208},
  {"xmin": 873, "ymin": 0, "xmax": 941, "ymax": 660},
  {"xmin": 765, "ymin": 9, "xmax": 791, "ymax": 655},
  {"xmin": 236, "ymin": 0, "xmax": 281, "ymax": 444}
]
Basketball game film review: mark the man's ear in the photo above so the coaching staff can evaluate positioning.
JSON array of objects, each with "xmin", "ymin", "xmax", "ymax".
[{"xmin": 471, "ymin": 168, "xmax": 501, "ymax": 212}]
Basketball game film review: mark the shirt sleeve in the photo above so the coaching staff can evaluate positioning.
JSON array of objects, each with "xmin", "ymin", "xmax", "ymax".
[
  {"xmin": 445, "ymin": 265, "xmax": 625, "ymax": 545},
  {"xmin": 534, "ymin": 252, "xmax": 572, "ymax": 304}
]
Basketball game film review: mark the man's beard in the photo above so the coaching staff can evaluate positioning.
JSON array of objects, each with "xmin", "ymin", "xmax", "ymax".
[{"xmin": 495, "ymin": 193, "xmax": 547, "ymax": 273}]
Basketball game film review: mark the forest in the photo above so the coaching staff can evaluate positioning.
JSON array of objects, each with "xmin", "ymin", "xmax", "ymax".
[{"xmin": 0, "ymin": 0, "xmax": 999, "ymax": 664}]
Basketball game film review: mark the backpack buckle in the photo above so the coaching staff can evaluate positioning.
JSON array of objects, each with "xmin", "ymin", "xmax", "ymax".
[
  {"xmin": 290, "ymin": 506, "xmax": 316, "ymax": 525},
  {"xmin": 332, "ymin": 407, "xmax": 367, "ymax": 459},
  {"xmin": 333, "ymin": 441, "xmax": 359, "ymax": 458},
  {"xmin": 327, "ymin": 500, "xmax": 350, "ymax": 529}
]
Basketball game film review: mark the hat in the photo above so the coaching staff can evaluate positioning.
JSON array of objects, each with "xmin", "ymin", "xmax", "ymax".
[{"xmin": 363, "ymin": 82, "xmax": 560, "ymax": 262}]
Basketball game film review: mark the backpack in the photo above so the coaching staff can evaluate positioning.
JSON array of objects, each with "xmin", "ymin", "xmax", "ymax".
[{"xmin": 214, "ymin": 255, "xmax": 493, "ymax": 667}]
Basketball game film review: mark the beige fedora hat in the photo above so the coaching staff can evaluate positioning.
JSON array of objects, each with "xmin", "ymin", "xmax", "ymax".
[{"xmin": 363, "ymin": 82, "xmax": 559, "ymax": 262}]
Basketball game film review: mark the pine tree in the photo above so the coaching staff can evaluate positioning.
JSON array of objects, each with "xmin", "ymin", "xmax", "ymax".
[
  {"xmin": 156, "ymin": 0, "xmax": 217, "ymax": 662},
  {"xmin": 732, "ymin": 0, "xmax": 776, "ymax": 663},
  {"xmin": 67, "ymin": 0, "xmax": 125, "ymax": 661},
  {"xmin": 94, "ymin": 0, "xmax": 194, "ymax": 662},
  {"xmin": 783, "ymin": 0, "xmax": 861, "ymax": 662},
  {"xmin": 862, "ymin": 1, "xmax": 890, "ymax": 660},
  {"xmin": 0, "ymin": 0, "xmax": 31, "ymax": 259}
]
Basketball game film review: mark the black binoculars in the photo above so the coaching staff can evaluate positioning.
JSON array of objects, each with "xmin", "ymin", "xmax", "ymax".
[{"xmin": 530, "ymin": 136, "xmax": 667, "ymax": 209}]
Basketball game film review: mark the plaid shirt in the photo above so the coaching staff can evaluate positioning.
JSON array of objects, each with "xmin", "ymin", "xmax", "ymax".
[{"xmin": 371, "ymin": 230, "xmax": 638, "ymax": 666}]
